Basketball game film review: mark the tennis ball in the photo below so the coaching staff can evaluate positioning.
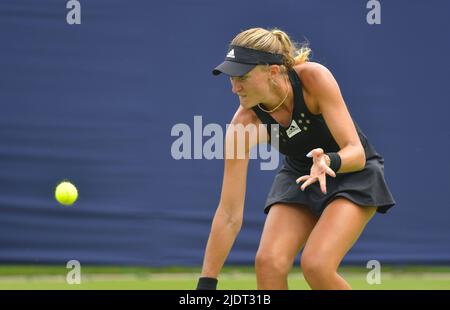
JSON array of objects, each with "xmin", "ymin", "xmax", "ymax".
[{"xmin": 55, "ymin": 181, "xmax": 78, "ymax": 206}]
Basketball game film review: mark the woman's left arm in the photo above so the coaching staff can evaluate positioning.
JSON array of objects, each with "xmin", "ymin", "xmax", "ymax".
[{"xmin": 302, "ymin": 63, "xmax": 366, "ymax": 173}]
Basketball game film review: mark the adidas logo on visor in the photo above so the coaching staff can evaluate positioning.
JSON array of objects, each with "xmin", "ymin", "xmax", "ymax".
[{"xmin": 226, "ymin": 49, "xmax": 235, "ymax": 58}]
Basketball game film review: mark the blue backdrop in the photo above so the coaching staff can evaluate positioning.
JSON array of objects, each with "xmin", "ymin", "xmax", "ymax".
[{"xmin": 0, "ymin": 0, "xmax": 449, "ymax": 266}]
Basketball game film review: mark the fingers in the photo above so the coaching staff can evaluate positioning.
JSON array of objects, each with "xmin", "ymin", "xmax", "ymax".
[
  {"xmin": 326, "ymin": 167, "xmax": 336, "ymax": 178},
  {"xmin": 306, "ymin": 148, "xmax": 324, "ymax": 158},
  {"xmin": 299, "ymin": 176, "xmax": 318, "ymax": 191},
  {"xmin": 319, "ymin": 173, "xmax": 327, "ymax": 194},
  {"xmin": 297, "ymin": 172, "xmax": 333, "ymax": 193},
  {"xmin": 296, "ymin": 175, "xmax": 310, "ymax": 183}
]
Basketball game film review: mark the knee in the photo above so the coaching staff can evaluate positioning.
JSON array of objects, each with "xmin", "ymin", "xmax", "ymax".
[
  {"xmin": 255, "ymin": 250, "xmax": 292, "ymax": 277},
  {"xmin": 300, "ymin": 251, "xmax": 335, "ymax": 282}
]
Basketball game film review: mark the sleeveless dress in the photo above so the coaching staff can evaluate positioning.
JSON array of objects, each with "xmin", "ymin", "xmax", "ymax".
[{"xmin": 251, "ymin": 69, "xmax": 396, "ymax": 216}]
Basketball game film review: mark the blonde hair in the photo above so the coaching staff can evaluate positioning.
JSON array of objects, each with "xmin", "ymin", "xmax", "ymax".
[{"xmin": 230, "ymin": 27, "xmax": 311, "ymax": 69}]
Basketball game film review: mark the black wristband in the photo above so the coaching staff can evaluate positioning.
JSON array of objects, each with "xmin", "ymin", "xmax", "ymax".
[
  {"xmin": 326, "ymin": 152, "xmax": 341, "ymax": 172},
  {"xmin": 196, "ymin": 277, "xmax": 218, "ymax": 290}
]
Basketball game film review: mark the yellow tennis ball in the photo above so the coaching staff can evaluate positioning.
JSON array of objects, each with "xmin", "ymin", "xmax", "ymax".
[{"xmin": 55, "ymin": 181, "xmax": 78, "ymax": 206}]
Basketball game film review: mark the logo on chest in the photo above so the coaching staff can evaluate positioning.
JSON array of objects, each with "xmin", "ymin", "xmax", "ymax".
[{"xmin": 285, "ymin": 119, "xmax": 302, "ymax": 138}]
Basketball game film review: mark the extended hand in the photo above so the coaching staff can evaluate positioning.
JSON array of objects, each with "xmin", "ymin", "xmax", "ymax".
[{"xmin": 296, "ymin": 148, "xmax": 336, "ymax": 194}]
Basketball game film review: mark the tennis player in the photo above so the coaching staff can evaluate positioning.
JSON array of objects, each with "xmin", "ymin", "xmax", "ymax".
[{"xmin": 197, "ymin": 27, "xmax": 395, "ymax": 290}]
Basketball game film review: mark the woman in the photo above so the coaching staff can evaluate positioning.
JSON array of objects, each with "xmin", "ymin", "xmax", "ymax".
[{"xmin": 196, "ymin": 27, "xmax": 395, "ymax": 290}]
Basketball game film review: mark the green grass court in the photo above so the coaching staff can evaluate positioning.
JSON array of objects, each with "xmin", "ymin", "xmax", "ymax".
[{"xmin": 0, "ymin": 265, "xmax": 449, "ymax": 290}]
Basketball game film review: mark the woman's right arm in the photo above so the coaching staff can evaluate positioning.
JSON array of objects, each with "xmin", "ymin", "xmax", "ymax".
[{"xmin": 199, "ymin": 107, "xmax": 267, "ymax": 281}]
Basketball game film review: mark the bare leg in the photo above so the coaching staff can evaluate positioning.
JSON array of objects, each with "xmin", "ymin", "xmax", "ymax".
[
  {"xmin": 256, "ymin": 203, "xmax": 318, "ymax": 289},
  {"xmin": 301, "ymin": 198, "xmax": 377, "ymax": 290}
]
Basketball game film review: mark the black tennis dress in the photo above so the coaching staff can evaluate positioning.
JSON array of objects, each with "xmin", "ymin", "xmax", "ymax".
[{"xmin": 251, "ymin": 69, "xmax": 395, "ymax": 216}]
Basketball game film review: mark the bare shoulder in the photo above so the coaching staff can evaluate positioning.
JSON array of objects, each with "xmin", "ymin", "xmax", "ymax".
[
  {"xmin": 227, "ymin": 105, "xmax": 268, "ymax": 147},
  {"xmin": 293, "ymin": 62, "xmax": 337, "ymax": 94},
  {"xmin": 230, "ymin": 105, "xmax": 260, "ymax": 126}
]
